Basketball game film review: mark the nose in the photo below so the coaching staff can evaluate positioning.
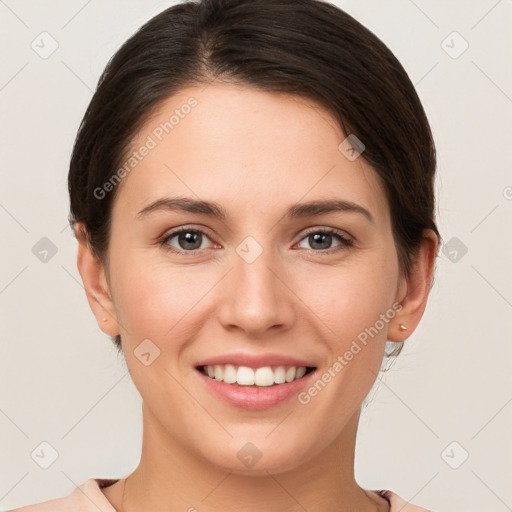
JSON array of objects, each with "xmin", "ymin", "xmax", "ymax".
[{"xmin": 216, "ymin": 240, "xmax": 296, "ymax": 337}]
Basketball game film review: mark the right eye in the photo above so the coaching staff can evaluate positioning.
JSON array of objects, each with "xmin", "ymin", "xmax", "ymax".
[{"xmin": 160, "ymin": 227, "xmax": 217, "ymax": 254}]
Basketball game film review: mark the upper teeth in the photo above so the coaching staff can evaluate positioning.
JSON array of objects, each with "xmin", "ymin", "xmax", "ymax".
[{"xmin": 202, "ymin": 364, "xmax": 308, "ymax": 386}]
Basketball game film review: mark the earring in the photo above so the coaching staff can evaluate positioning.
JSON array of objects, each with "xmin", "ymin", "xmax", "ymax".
[
  {"xmin": 399, "ymin": 324, "xmax": 407, "ymax": 331},
  {"xmin": 102, "ymin": 317, "xmax": 107, "ymax": 322}
]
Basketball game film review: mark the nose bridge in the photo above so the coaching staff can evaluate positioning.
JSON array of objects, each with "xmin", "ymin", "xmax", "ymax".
[{"xmin": 218, "ymin": 235, "xmax": 295, "ymax": 334}]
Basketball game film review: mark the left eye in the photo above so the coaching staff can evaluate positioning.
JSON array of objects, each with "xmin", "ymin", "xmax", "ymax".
[
  {"xmin": 296, "ymin": 229, "xmax": 353, "ymax": 252},
  {"xmin": 161, "ymin": 228, "xmax": 353, "ymax": 254}
]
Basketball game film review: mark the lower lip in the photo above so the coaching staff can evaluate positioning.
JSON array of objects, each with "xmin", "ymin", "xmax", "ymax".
[{"xmin": 195, "ymin": 368, "xmax": 317, "ymax": 410}]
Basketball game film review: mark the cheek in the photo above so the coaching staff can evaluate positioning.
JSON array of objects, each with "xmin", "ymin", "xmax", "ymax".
[
  {"xmin": 299, "ymin": 260, "xmax": 396, "ymax": 340},
  {"xmin": 111, "ymin": 250, "xmax": 221, "ymax": 349},
  {"xmin": 293, "ymin": 266, "xmax": 394, "ymax": 426},
  {"xmin": 111, "ymin": 254, "xmax": 189, "ymax": 340}
]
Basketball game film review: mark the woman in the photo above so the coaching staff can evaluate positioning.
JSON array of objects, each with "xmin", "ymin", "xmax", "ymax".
[{"xmin": 12, "ymin": 0, "xmax": 440, "ymax": 510}]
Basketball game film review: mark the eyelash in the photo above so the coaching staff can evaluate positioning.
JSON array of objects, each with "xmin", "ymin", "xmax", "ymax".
[{"xmin": 159, "ymin": 226, "xmax": 354, "ymax": 256}]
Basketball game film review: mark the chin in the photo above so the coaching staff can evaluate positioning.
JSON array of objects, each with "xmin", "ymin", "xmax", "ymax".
[{"xmin": 202, "ymin": 438, "xmax": 313, "ymax": 476}]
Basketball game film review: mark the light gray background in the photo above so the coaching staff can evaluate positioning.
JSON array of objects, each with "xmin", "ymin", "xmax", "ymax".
[{"xmin": 1, "ymin": 1, "xmax": 511, "ymax": 511}]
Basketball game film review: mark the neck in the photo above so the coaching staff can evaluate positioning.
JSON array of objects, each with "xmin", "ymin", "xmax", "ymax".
[{"xmin": 109, "ymin": 404, "xmax": 388, "ymax": 512}]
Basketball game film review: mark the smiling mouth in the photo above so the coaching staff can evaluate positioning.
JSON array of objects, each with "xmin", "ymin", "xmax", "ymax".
[{"xmin": 196, "ymin": 364, "xmax": 316, "ymax": 387}]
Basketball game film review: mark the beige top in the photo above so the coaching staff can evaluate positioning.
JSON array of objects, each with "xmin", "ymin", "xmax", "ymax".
[{"xmin": 9, "ymin": 478, "xmax": 433, "ymax": 511}]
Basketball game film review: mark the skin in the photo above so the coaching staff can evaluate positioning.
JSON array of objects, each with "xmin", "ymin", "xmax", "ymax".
[{"xmin": 75, "ymin": 83, "xmax": 438, "ymax": 512}]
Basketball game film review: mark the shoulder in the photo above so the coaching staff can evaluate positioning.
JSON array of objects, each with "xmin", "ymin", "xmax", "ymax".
[
  {"xmin": 376, "ymin": 489, "xmax": 434, "ymax": 511},
  {"xmin": 8, "ymin": 478, "xmax": 118, "ymax": 512}
]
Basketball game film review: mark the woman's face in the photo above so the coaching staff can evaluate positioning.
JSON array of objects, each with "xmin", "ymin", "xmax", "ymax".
[{"xmin": 90, "ymin": 83, "xmax": 413, "ymax": 474}]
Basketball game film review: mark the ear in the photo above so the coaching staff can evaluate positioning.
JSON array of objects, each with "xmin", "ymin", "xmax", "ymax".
[
  {"xmin": 74, "ymin": 222, "xmax": 119, "ymax": 337},
  {"xmin": 388, "ymin": 228, "xmax": 439, "ymax": 342}
]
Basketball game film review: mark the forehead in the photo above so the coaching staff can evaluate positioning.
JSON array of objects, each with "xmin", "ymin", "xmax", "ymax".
[{"xmin": 112, "ymin": 83, "xmax": 389, "ymax": 226}]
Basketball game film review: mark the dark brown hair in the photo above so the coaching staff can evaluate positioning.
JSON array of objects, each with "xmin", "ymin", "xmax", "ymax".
[{"xmin": 68, "ymin": 0, "xmax": 442, "ymax": 355}]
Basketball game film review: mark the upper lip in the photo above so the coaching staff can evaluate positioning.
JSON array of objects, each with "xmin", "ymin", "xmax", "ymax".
[{"xmin": 195, "ymin": 353, "xmax": 317, "ymax": 369}]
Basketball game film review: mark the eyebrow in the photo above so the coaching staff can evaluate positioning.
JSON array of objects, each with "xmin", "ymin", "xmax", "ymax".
[{"xmin": 136, "ymin": 196, "xmax": 375, "ymax": 224}]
